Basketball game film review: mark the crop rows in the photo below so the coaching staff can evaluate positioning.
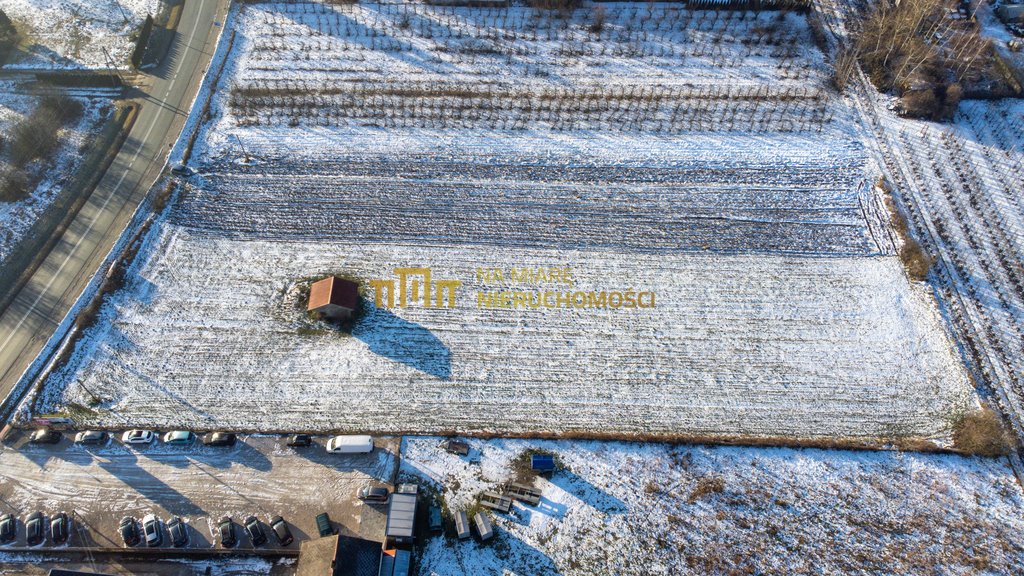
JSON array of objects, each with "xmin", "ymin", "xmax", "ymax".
[
  {"xmin": 174, "ymin": 152, "xmax": 875, "ymax": 255},
  {"xmin": 884, "ymin": 101, "xmax": 1024, "ymax": 426},
  {"xmin": 225, "ymin": 2, "xmax": 836, "ymax": 133}
]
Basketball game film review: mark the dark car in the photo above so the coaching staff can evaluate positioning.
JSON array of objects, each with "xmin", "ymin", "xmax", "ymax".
[
  {"xmin": 119, "ymin": 516, "xmax": 139, "ymax": 547},
  {"xmin": 244, "ymin": 516, "xmax": 266, "ymax": 547},
  {"xmin": 357, "ymin": 485, "xmax": 390, "ymax": 502},
  {"xmin": 26, "ymin": 512, "xmax": 44, "ymax": 546},
  {"xmin": 202, "ymin": 432, "xmax": 237, "ymax": 447},
  {"xmin": 315, "ymin": 512, "xmax": 335, "ymax": 537},
  {"xmin": 30, "ymin": 429, "xmax": 61, "ymax": 444},
  {"xmin": 218, "ymin": 516, "xmax": 236, "ymax": 548},
  {"xmin": 270, "ymin": 516, "xmax": 294, "ymax": 546},
  {"xmin": 170, "ymin": 164, "xmax": 194, "ymax": 177},
  {"xmin": 0, "ymin": 513, "xmax": 15, "ymax": 544},
  {"xmin": 50, "ymin": 512, "xmax": 70, "ymax": 544},
  {"xmin": 167, "ymin": 517, "xmax": 188, "ymax": 547},
  {"xmin": 142, "ymin": 514, "xmax": 162, "ymax": 547},
  {"xmin": 286, "ymin": 434, "xmax": 312, "ymax": 447}
]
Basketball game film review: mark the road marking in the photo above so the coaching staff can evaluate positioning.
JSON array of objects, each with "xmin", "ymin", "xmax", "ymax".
[{"xmin": 0, "ymin": 0, "xmax": 211, "ymax": 367}]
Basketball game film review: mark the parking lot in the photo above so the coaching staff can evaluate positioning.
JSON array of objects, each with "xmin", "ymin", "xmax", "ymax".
[{"xmin": 0, "ymin": 432, "xmax": 398, "ymax": 552}]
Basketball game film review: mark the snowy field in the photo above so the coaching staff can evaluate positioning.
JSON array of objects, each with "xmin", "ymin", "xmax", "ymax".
[
  {"xmin": 34, "ymin": 2, "xmax": 976, "ymax": 441},
  {"xmin": 402, "ymin": 437, "xmax": 1024, "ymax": 575},
  {"xmin": 2, "ymin": 0, "xmax": 160, "ymax": 69},
  {"xmin": 0, "ymin": 87, "xmax": 110, "ymax": 265},
  {"xmin": 39, "ymin": 227, "xmax": 973, "ymax": 438},
  {"xmin": 877, "ymin": 100, "xmax": 1024, "ymax": 434}
]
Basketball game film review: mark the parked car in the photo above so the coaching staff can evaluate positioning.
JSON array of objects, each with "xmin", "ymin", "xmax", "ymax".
[
  {"xmin": 315, "ymin": 512, "xmax": 334, "ymax": 537},
  {"xmin": 119, "ymin": 516, "xmax": 139, "ymax": 547},
  {"xmin": 50, "ymin": 512, "xmax": 70, "ymax": 545},
  {"xmin": 74, "ymin": 431, "xmax": 108, "ymax": 445},
  {"xmin": 0, "ymin": 513, "xmax": 15, "ymax": 544},
  {"xmin": 286, "ymin": 434, "xmax": 312, "ymax": 447},
  {"xmin": 429, "ymin": 505, "xmax": 443, "ymax": 532},
  {"xmin": 162, "ymin": 431, "xmax": 195, "ymax": 445},
  {"xmin": 218, "ymin": 516, "xmax": 236, "ymax": 548},
  {"xmin": 170, "ymin": 164, "xmax": 194, "ymax": 177},
  {"xmin": 357, "ymin": 485, "xmax": 390, "ymax": 502},
  {"xmin": 122, "ymin": 430, "xmax": 155, "ymax": 445},
  {"xmin": 270, "ymin": 516, "xmax": 294, "ymax": 546},
  {"xmin": 142, "ymin": 514, "xmax": 162, "ymax": 547},
  {"xmin": 244, "ymin": 516, "xmax": 266, "ymax": 547},
  {"xmin": 30, "ymin": 429, "xmax": 61, "ymax": 444},
  {"xmin": 26, "ymin": 512, "xmax": 44, "ymax": 546},
  {"xmin": 325, "ymin": 435, "xmax": 373, "ymax": 454},
  {"xmin": 202, "ymin": 432, "xmax": 236, "ymax": 447},
  {"xmin": 167, "ymin": 517, "xmax": 188, "ymax": 547}
]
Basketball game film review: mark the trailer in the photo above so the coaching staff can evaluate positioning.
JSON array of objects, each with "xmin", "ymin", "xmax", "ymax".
[
  {"xmin": 474, "ymin": 512, "xmax": 494, "ymax": 542},
  {"xmin": 478, "ymin": 491, "xmax": 513, "ymax": 513},
  {"xmin": 503, "ymin": 482, "xmax": 542, "ymax": 506},
  {"xmin": 443, "ymin": 439, "xmax": 470, "ymax": 456},
  {"xmin": 454, "ymin": 511, "xmax": 471, "ymax": 539}
]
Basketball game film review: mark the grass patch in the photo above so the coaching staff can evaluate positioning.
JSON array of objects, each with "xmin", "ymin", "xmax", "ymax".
[
  {"xmin": 952, "ymin": 405, "xmax": 1015, "ymax": 457},
  {"xmin": 687, "ymin": 476, "xmax": 725, "ymax": 503}
]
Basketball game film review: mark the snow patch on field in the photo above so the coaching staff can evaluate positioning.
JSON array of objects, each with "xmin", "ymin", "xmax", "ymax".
[
  {"xmin": 402, "ymin": 437, "xmax": 1024, "ymax": 575},
  {"xmin": 3, "ymin": 0, "xmax": 160, "ymax": 69},
  {"xmin": 39, "ymin": 226, "xmax": 973, "ymax": 439}
]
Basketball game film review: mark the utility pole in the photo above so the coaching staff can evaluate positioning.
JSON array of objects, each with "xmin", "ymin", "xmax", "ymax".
[
  {"xmin": 234, "ymin": 134, "xmax": 251, "ymax": 162},
  {"xmin": 100, "ymin": 46, "xmax": 125, "ymax": 89}
]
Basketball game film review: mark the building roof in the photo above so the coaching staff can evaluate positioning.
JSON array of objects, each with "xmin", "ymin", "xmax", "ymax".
[
  {"xmin": 308, "ymin": 276, "xmax": 359, "ymax": 311},
  {"xmin": 385, "ymin": 492, "xmax": 418, "ymax": 539},
  {"xmin": 297, "ymin": 534, "xmax": 382, "ymax": 576},
  {"xmin": 296, "ymin": 534, "xmax": 340, "ymax": 576}
]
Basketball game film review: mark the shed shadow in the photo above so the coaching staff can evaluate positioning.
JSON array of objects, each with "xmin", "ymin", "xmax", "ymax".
[{"xmin": 353, "ymin": 300, "xmax": 451, "ymax": 380}]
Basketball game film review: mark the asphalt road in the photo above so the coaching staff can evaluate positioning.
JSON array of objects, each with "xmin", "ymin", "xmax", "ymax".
[
  {"xmin": 0, "ymin": 0, "xmax": 228, "ymax": 414},
  {"xmin": 0, "ymin": 434, "xmax": 397, "ymax": 551}
]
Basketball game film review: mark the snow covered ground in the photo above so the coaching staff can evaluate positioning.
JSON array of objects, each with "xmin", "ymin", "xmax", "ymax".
[
  {"xmin": 0, "ymin": 86, "xmax": 111, "ymax": 265},
  {"xmin": 38, "ymin": 227, "xmax": 973, "ymax": 439},
  {"xmin": 402, "ymin": 436, "xmax": 1024, "ymax": 575},
  {"xmin": 2, "ymin": 0, "xmax": 160, "ymax": 69},
  {"xmin": 33, "ymin": 2, "xmax": 976, "ymax": 442}
]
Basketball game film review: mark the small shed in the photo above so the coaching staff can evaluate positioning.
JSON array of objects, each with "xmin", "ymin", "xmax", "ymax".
[
  {"xmin": 307, "ymin": 276, "xmax": 359, "ymax": 320},
  {"xmin": 473, "ymin": 512, "xmax": 493, "ymax": 541},
  {"xmin": 378, "ymin": 548, "xmax": 412, "ymax": 576},
  {"xmin": 454, "ymin": 511, "xmax": 471, "ymax": 539},
  {"xmin": 531, "ymin": 454, "xmax": 556, "ymax": 474},
  {"xmin": 385, "ymin": 492, "xmax": 418, "ymax": 546}
]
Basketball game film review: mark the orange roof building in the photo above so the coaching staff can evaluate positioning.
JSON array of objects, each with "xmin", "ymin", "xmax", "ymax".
[{"xmin": 307, "ymin": 276, "xmax": 359, "ymax": 320}]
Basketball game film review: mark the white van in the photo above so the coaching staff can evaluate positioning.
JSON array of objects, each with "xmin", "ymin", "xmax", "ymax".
[{"xmin": 326, "ymin": 435, "xmax": 374, "ymax": 454}]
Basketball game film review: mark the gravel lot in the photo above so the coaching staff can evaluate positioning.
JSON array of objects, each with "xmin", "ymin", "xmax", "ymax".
[{"xmin": 0, "ymin": 433, "xmax": 398, "ymax": 551}]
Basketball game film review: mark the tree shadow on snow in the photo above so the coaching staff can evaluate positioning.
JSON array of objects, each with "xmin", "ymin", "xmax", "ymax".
[{"xmin": 353, "ymin": 301, "xmax": 451, "ymax": 380}]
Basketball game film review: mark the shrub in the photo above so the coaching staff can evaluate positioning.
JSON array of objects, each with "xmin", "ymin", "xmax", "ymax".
[
  {"xmin": 0, "ymin": 165, "xmax": 31, "ymax": 202},
  {"xmin": 0, "ymin": 9, "xmax": 18, "ymax": 64},
  {"xmin": 9, "ymin": 107, "xmax": 61, "ymax": 167},
  {"xmin": 899, "ymin": 235, "xmax": 934, "ymax": 281},
  {"xmin": 589, "ymin": 6, "xmax": 606, "ymax": 34},
  {"xmin": 40, "ymin": 93, "xmax": 84, "ymax": 124},
  {"xmin": 953, "ymin": 406, "xmax": 1015, "ymax": 457}
]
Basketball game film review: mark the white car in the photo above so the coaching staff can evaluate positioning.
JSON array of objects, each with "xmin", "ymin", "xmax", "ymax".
[
  {"xmin": 122, "ymin": 430, "xmax": 155, "ymax": 445},
  {"xmin": 162, "ymin": 431, "xmax": 195, "ymax": 446},
  {"xmin": 142, "ymin": 514, "xmax": 162, "ymax": 547},
  {"xmin": 326, "ymin": 435, "xmax": 374, "ymax": 454}
]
